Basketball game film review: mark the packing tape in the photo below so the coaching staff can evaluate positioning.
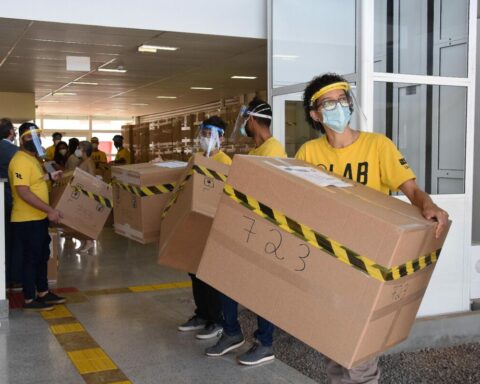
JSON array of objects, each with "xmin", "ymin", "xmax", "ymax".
[
  {"xmin": 71, "ymin": 185, "xmax": 113, "ymax": 208},
  {"xmin": 112, "ymin": 179, "xmax": 176, "ymax": 197},
  {"xmin": 223, "ymin": 183, "xmax": 441, "ymax": 282},
  {"xmin": 161, "ymin": 165, "xmax": 227, "ymax": 218}
]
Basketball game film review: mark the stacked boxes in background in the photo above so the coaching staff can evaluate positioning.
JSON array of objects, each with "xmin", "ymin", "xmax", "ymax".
[
  {"xmin": 111, "ymin": 161, "xmax": 187, "ymax": 244},
  {"xmin": 158, "ymin": 154, "xmax": 230, "ymax": 274},
  {"xmin": 197, "ymin": 156, "xmax": 450, "ymax": 369}
]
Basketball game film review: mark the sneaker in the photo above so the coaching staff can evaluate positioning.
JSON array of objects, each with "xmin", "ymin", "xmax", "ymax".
[
  {"xmin": 178, "ymin": 315, "xmax": 207, "ymax": 332},
  {"xmin": 23, "ymin": 300, "xmax": 54, "ymax": 312},
  {"xmin": 237, "ymin": 342, "xmax": 275, "ymax": 365},
  {"xmin": 196, "ymin": 323, "xmax": 223, "ymax": 340},
  {"xmin": 205, "ymin": 332, "xmax": 245, "ymax": 357},
  {"xmin": 37, "ymin": 291, "xmax": 66, "ymax": 305}
]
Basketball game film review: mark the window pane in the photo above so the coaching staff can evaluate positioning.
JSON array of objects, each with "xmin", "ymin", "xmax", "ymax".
[
  {"xmin": 374, "ymin": 82, "xmax": 466, "ymax": 194},
  {"xmin": 92, "ymin": 119, "xmax": 132, "ymax": 131},
  {"xmin": 272, "ymin": 0, "xmax": 356, "ymax": 88},
  {"xmin": 43, "ymin": 118, "xmax": 89, "ymax": 131},
  {"xmin": 92, "ymin": 131, "xmax": 120, "ymax": 162},
  {"xmin": 374, "ymin": 0, "xmax": 469, "ymax": 77}
]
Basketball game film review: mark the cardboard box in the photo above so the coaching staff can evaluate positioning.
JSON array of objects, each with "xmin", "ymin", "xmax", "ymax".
[
  {"xmin": 112, "ymin": 161, "xmax": 187, "ymax": 244},
  {"xmin": 197, "ymin": 156, "xmax": 450, "ymax": 368},
  {"xmin": 158, "ymin": 153, "xmax": 230, "ymax": 274},
  {"xmin": 50, "ymin": 168, "xmax": 113, "ymax": 240},
  {"xmin": 48, "ymin": 228, "xmax": 59, "ymax": 283}
]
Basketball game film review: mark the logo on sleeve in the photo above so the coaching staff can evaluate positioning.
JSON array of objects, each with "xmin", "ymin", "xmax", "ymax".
[
  {"xmin": 399, "ymin": 158, "xmax": 410, "ymax": 169},
  {"xmin": 15, "ymin": 172, "xmax": 23, "ymax": 180}
]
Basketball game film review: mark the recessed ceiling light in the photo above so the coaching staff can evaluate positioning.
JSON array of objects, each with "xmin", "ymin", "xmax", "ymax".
[
  {"xmin": 71, "ymin": 81, "xmax": 99, "ymax": 86},
  {"xmin": 231, "ymin": 75, "xmax": 257, "ymax": 80},
  {"xmin": 273, "ymin": 54, "xmax": 299, "ymax": 60},
  {"xmin": 98, "ymin": 68, "xmax": 127, "ymax": 73},
  {"xmin": 156, "ymin": 96, "xmax": 177, "ymax": 99},
  {"xmin": 131, "ymin": 103, "xmax": 149, "ymax": 106},
  {"xmin": 52, "ymin": 92, "xmax": 77, "ymax": 96},
  {"xmin": 138, "ymin": 44, "xmax": 178, "ymax": 53},
  {"xmin": 190, "ymin": 87, "xmax": 213, "ymax": 90}
]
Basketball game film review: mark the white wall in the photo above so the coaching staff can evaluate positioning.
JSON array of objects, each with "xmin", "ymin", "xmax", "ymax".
[{"xmin": 0, "ymin": 0, "xmax": 267, "ymax": 39}]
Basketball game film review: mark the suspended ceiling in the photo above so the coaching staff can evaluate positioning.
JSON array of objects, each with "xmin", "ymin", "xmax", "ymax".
[{"xmin": 0, "ymin": 17, "xmax": 267, "ymax": 118}]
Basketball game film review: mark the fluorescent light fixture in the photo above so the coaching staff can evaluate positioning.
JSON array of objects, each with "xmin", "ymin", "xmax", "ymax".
[
  {"xmin": 190, "ymin": 87, "xmax": 213, "ymax": 90},
  {"xmin": 273, "ymin": 54, "xmax": 299, "ymax": 60},
  {"xmin": 131, "ymin": 103, "xmax": 149, "ymax": 106},
  {"xmin": 40, "ymin": 100, "xmax": 60, "ymax": 103},
  {"xmin": 53, "ymin": 92, "xmax": 77, "ymax": 96},
  {"xmin": 138, "ymin": 44, "xmax": 178, "ymax": 53},
  {"xmin": 72, "ymin": 81, "xmax": 98, "ymax": 86},
  {"xmin": 156, "ymin": 95, "xmax": 177, "ymax": 99},
  {"xmin": 98, "ymin": 68, "xmax": 127, "ymax": 73},
  {"xmin": 231, "ymin": 75, "xmax": 257, "ymax": 80}
]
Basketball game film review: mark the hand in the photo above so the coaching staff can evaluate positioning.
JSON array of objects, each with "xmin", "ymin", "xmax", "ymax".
[
  {"xmin": 150, "ymin": 156, "xmax": 163, "ymax": 164},
  {"xmin": 48, "ymin": 209, "xmax": 63, "ymax": 224},
  {"xmin": 422, "ymin": 204, "xmax": 449, "ymax": 239},
  {"xmin": 50, "ymin": 170, "xmax": 63, "ymax": 181}
]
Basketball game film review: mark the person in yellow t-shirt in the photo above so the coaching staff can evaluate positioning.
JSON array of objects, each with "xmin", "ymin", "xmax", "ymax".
[
  {"xmin": 90, "ymin": 137, "xmax": 108, "ymax": 166},
  {"xmin": 111, "ymin": 135, "xmax": 131, "ymax": 165},
  {"xmin": 295, "ymin": 73, "xmax": 449, "ymax": 384},
  {"xmin": 179, "ymin": 116, "xmax": 231, "ymax": 341},
  {"xmin": 44, "ymin": 132, "xmax": 62, "ymax": 162},
  {"xmin": 9, "ymin": 123, "xmax": 66, "ymax": 312},
  {"xmin": 206, "ymin": 99, "xmax": 285, "ymax": 366}
]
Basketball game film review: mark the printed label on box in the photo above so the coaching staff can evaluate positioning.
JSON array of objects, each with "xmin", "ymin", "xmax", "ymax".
[{"xmin": 269, "ymin": 164, "xmax": 352, "ymax": 188}]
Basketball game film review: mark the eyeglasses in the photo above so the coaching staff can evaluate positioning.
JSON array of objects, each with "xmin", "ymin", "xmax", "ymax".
[{"xmin": 316, "ymin": 96, "xmax": 350, "ymax": 111}]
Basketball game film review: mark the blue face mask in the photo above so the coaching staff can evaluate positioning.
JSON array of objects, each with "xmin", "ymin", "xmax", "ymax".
[{"xmin": 322, "ymin": 104, "xmax": 351, "ymax": 134}]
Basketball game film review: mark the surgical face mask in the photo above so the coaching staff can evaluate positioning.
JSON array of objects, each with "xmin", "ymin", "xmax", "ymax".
[
  {"xmin": 23, "ymin": 139, "xmax": 38, "ymax": 154},
  {"xmin": 199, "ymin": 136, "xmax": 212, "ymax": 153},
  {"xmin": 59, "ymin": 148, "xmax": 68, "ymax": 156},
  {"xmin": 74, "ymin": 149, "xmax": 83, "ymax": 158},
  {"xmin": 54, "ymin": 139, "xmax": 60, "ymax": 146},
  {"xmin": 92, "ymin": 143, "xmax": 98, "ymax": 150},
  {"xmin": 322, "ymin": 104, "xmax": 351, "ymax": 134}
]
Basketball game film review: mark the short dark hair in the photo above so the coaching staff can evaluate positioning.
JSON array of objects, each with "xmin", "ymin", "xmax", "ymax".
[
  {"xmin": 18, "ymin": 122, "xmax": 39, "ymax": 138},
  {"xmin": 113, "ymin": 135, "xmax": 124, "ymax": 142},
  {"xmin": 52, "ymin": 132, "xmax": 62, "ymax": 140},
  {"xmin": 247, "ymin": 98, "xmax": 272, "ymax": 128},
  {"xmin": 202, "ymin": 116, "xmax": 226, "ymax": 136},
  {"xmin": 303, "ymin": 73, "xmax": 351, "ymax": 133},
  {"xmin": 0, "ymin": 118, "xmax": 13, "ymax": 139},
  {"xmin": 68, "ymin": 137, "xmax": 79, "ymax": 154}
]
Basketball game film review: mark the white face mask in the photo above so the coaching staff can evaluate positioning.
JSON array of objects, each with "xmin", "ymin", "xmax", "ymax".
[
  {"xmin": 199, "ymin": 136, "xmax": 212, "ymax": 153},
  {"xmin": 92, "ymin": 143, "xmax": 98, "ymax": 150},
  {"xmin": 59, "ymin": 149, "xmax": 67, "ymax": 156},
  {"xmin": 74, "ymin": 149, "xmax": 83, "ymax": 158}
]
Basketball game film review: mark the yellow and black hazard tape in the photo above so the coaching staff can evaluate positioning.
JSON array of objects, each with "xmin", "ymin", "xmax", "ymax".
[
  {"xmin": 223, "ymin": 183, "xmax": 441, "ymax": 282},
  {"xmin": 112, "ymin": 179, "xmax": 176, "ymax": 197},
  {"xmin": 161, "ymin": 165, "xmax": 227, "ymax": 218},
  {"xmin": 72, "ymin": 186, "xmax": 113, "ymax": 209}
]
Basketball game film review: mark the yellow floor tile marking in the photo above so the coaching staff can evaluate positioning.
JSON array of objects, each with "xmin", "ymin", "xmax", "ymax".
[
  {"xmin": 67, "ymin": 347, "xmax": 117, "ymax": 375},
  {"xmin": 109, "ymin": 381, "xmax": 132, "ymax": 384},
  {"xmin": 50, "ymin": 322, "xmax": 85, "ymax": 335},
  {"xmin": 129, "ymin": 281, "xmax": 191, "ymax": 293},
  {"xmin": 41, "ymin": 304, "xmax": 73, "ymax": 319}
]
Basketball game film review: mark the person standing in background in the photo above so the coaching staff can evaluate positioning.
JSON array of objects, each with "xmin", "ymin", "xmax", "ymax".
[
  {"xmin": 0, "ymin": 118, "xmax": 20, "ymax": 290},
  {"xmin": 65, "ymin": 138, "xmax": 81, "ymax": 171},
  {"xmin": 90, "ymin": 137, "xmax": 107, "ymax": 167},
  {"xmin": 52, "ymin": 141, "xmax": 69, "ymax": 170},
  {"xmin": 45, "ymin": 132, "xmax": 62, "ymax": 162},
  {"xmin": 111, "ymin": 135, "xmax": 131, "ymax": 165}
]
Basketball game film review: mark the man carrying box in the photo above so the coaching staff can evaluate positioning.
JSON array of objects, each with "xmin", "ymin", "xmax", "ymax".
[
  {"xmin": 9, "ymin": 123, "xmax": 66, "ymax": 311},
  {"xmin": 295, "ymin": 73, "xmax": 449, "ymax": 383},
  {"xmin": 206, "ymin": 99, "xmax": 287, "ymax": 365},
  {"xmin": 178, "ymin": 116, "xmax": 232, "ymax": 339}
]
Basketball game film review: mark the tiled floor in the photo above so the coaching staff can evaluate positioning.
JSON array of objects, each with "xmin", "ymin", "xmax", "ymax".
[{"xmin": 0, "ymin": 228, "xmax": 316, "ymax": 384}]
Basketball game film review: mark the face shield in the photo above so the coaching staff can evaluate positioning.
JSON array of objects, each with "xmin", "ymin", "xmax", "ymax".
[
  {"xmin": 309, "ymin": 81, "xmax": 367, "ymax": 133},
  {"xmin": 21, "ymin": 127, "xmax": 45, "ymax": 158},
  {"xmin": 231, "ymin": 103, "xmax": 272, "ymax": 141},
  {"xmin": 196, "ymin": 124, "xmax": 224, "ymax": 157}
]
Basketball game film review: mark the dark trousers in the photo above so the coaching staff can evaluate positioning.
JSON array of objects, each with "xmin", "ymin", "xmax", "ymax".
[
  {"xmin": 13, "ymin": 219, "xmax": 51, "ymax": 301},
  {"xmin": 220, "ymin": 293, "xmax": 274, "ymax": 347},
  {"xmin": 189, "ymin": 273, "xmax": 222, "ymax": 325}
]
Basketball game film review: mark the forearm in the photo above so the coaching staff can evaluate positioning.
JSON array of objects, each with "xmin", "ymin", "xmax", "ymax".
[{"xmin": 407, "ymin": 188, "xmax": 436, "ymax": 211}]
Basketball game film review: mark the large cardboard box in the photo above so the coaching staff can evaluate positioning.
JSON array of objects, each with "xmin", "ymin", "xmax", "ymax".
[
  {"xmin": 197, "ymin": 156, "xmax": 450, "ymax": 368},
  {"xmin": 112, "ymin": 161, "xmax": 187, "ymax": 244},
  {"xmin": 50, "ymin": 168, "xmax": 113, "ymax": 240},
  {"xmin": 48, "ymin": 228, "xmax": 59, "ymax": 283},
  {"xmin": 158, "ymin": 153, "xmax": 230, "ymax": 274}
]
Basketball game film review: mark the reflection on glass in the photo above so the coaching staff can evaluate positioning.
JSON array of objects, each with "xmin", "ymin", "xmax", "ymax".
[
  {"xmin": 284, "ymin": 101, "xmax": 319, "ymax": 157},
  {"xmin": 273, "ymin": 0, "xmax": 356, "ymax": 88},
  {"xmin": 374, "ymin": 82, "xmax": 466, "ymax": 194},
  {"xmin": 374, "ymin": 0, "xmax": 469, "ymax": 77}
]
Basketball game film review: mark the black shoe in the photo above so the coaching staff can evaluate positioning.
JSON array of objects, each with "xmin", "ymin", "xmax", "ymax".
[
  {"xmin": 237, "ymin": 342, "xmax": 275, "ymax": 365},
  {"xmin": 23, "ymin": 300, "xmax": 54, "ymax": 312},
  {"xmin": 37, "ymin": 291, "xmax": 66, "ymax": 305},
  {"xmin": 178, "ymin": 315, "xmax": 207, "ymax": 332},
  {"xmin": 196, "ymin": 323, "xmax": 223, "ymax": 340},
  {"xmin": 205, "ymin": 332, "xmax": 245, "ymax": 357}
]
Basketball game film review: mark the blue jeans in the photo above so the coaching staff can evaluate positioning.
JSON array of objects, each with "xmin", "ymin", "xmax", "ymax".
[{"xmin": 220, "ymin": 293, "xmax": 274, "ymax": 347}]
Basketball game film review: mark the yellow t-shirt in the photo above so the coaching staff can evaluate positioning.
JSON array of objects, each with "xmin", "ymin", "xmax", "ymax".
[
  {"xmin": 9, "ymin": 151, "xmax": 49, "ymax": 222},
  {"xmin": 295, "ymin": 132, "xmax": 416, "ymax": 194},
  {"xmin": 210, "ymin": 150, "xmax": 232, "ymax": 165},
  {"xmin": 115, "ymin": 148, "xmax": 131, "ymax": 164},
  {"xmin": 91, "ymin": 150, "xmax": 107, "ymax": 165},
  {"xmin": 249, "ymin": 137, "xmax": 287, "ymax": 158},
  {"xmin": 45, "ymin": 145, "xmax": 56, "ymax": 161}
]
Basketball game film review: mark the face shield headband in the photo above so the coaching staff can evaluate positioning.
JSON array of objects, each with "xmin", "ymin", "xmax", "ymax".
[{"xmin": 21, "ymin": 127, "xmax": 45, "ymax": 158}]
